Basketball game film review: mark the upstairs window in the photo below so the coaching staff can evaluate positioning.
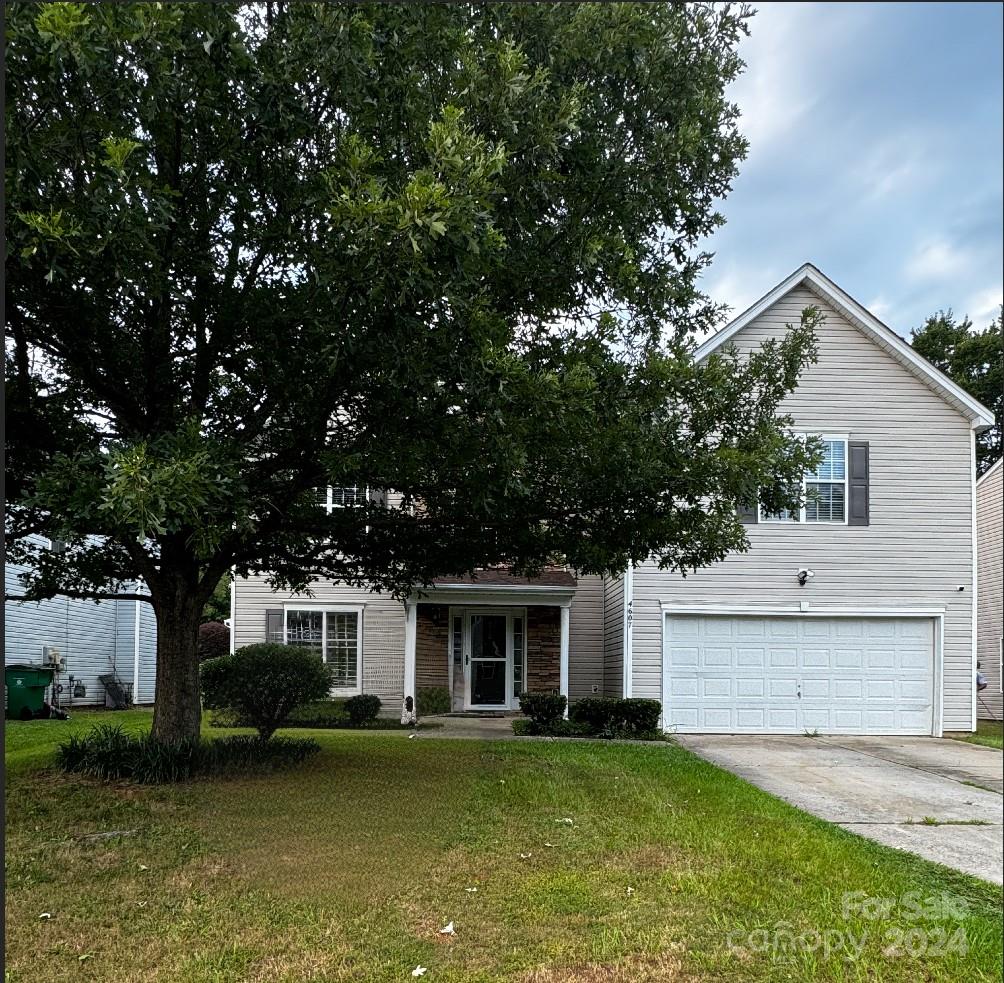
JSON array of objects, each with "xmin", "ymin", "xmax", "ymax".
[
  {"xmin": 759, "ymin": 437, "xmax": 848, "ymax": 524},
  {"xmin": 317, "ymin": 486, "xmax": 368, "ymax": 512}
]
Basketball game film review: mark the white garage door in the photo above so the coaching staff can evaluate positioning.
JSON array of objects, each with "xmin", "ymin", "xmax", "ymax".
[{"xmin": 663, "ymin": 614, "xmax": 935, "ymax": 735}]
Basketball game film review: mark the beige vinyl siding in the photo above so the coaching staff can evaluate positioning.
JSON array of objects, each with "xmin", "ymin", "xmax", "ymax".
[
  {"xmin": 603, "ymin": 574, "xmax": 625, "ymax": 696},
  {"xmin": 567, "ymin": 574, "xmax": 605, "ymax": 699},
  {"xmin": 977, "ymin": 459, "xmax": 1003, "ymax": 720},
  {"xmin": 233, "ymin": 575, "xmax": 405, "ymax": 709},
  {"xmin": 630, "ymin": 285, "xmax": 977, "ymax": 731}
]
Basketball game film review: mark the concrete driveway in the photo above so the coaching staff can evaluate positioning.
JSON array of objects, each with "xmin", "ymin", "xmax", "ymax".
[{"xmin": 675, "ymin": 734, "xmax": 1003, "ymax": 884}]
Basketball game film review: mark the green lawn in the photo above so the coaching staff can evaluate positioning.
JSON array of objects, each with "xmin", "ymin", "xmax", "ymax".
[
  {"xmin": 5, "ymin": 711, "xmax": 1003, "ymax": 982},
  {"xmin": 947, "ymin": 720, "xmax": 1004, "ymax": 750}
]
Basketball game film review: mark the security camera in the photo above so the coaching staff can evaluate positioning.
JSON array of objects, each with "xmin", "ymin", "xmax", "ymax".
[
  {"xmin": 797, "ymin": 568, "xmax": 815, "ymax": 586},
  {"xmin": 956, "ymin": 585, "xmax": 966, "ymax": 592}
]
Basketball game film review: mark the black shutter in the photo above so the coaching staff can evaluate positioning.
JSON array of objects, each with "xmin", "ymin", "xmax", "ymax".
[
  {"xmin": 737, "ymin": 499, "xmax": 758, "ymax": 525},
  {"xmin": 848, "ymin": 441, "xmax": 870, "ymax": 526},
  {"xmin": 266, "ymin": 608, "xmax": 284, "ymax": 644}
]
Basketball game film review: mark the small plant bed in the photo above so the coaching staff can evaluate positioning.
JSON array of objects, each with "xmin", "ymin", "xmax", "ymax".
[
  {"xmin": 210, "ymin": 698, "xmax": 443, "ymax": 731},
  {"xmin": 57, "ymin": 723, "xmax": 319, "ymax": 783},
  {"xmin": 514, "ymin": 694, "xmax": 666, "ymax": 740}
]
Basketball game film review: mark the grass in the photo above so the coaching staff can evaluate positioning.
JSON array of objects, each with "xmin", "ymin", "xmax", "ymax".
[
  {"xmin": 5, "ymin": 709, "xmax": 1003, "ymax": 982},
  {"xmin": 947, "ymin": 720, "xmax": 1004, "ymax": 750}
]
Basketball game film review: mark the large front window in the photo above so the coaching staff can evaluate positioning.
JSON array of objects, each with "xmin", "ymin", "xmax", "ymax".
[
  {"xmin": 285, "ymin": 608, "xmax": 361, "ymax": 693},
  {"xmin": 760, "ymin": 437, "xmax": 848, "ymax": 524}
]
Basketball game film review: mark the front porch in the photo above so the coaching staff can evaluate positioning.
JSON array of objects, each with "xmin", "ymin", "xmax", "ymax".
[{"xmin": 401, "ymin": 578, "xmax": 573, "ymax": 718}]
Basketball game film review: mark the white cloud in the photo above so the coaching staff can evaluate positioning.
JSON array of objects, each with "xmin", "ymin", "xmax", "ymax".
[
  {"xmin": 963, "ymin": 285, "xmax": 1003, "ymax": 324},
  {"xmin": 904, "ymin": 238, "xmax": 971, "ymax": 282},
  {"xmin": 853, "ymin": 135, "xmax": 938, "ymax": 201},
  {"xmin": 701, "ymin": 262, "xmax": 781, "ymax": 329},
  {"xmin": 732, "ymin": 3, "xmax": 872, "ymax": 158}
]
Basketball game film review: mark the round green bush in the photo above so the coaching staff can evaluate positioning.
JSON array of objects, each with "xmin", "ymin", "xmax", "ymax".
[
  {"xmin": 201, "ymin": 643, "xmax": 333, "ymax": 740},
  {"xmin": 344, "ymin": 693, "xmax": 381, "ymax": 726}
]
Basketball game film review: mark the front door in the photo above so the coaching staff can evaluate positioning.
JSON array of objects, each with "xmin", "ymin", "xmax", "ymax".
[{"xmin": 465, "ymin": 611, "xmax": 510, "ymax": 709}]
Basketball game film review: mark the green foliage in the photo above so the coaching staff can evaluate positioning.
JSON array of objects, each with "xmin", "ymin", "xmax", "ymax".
[
  {"xmin": 197, "ymin": 621, "xmax": 230, "ymax": 663},
  {"xmin": 211, "ymin": 698, "xmax": 416, "ymax": 730},
  {"xmin": 569, "ymin": 697, "xmax": 663, "ymax": 738},
  {"xmin": 57, "ymin": 723, "xmax": 319, "ymax": 783},
  {"xmin": 416, "ymin": 686, "xmax": 452, "ymax": 716},
  {"xmin": 6, "ymin": 2, "xmax": 821, "ymax": 744},
  {"xmin": 911, "ymin": 309, "xmax": 1002, "ymax": 474},
  {"xmin": 511, "ymin": 717, "xmax": 590, "ymax": 738},
  {"xmin": 200, "ymin": 644, "xmax": 333, "ymax": 740},
  {"xmin": 518, "ymin": 692, "xmax": 568, "ymax": 729},
  {"xmin": 343, "ymin": 693, "xmax": 382, "ymax": 726},
  {"xmin": 202, "ymin": 574, "xmax": 231, "ymax": 624}
]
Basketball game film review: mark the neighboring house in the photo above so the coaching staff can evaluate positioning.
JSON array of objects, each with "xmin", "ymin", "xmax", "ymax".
[
  {"xmin": 4, "ymin": 536, "xmax": 157, "ymax": 708},
  {"xmin": 232, "ymin": 264, "xmax": 995, "ymax": 736},
  {"xmin": 976, "ymin": 457, "xmax": 1003, "ymax": 721}
]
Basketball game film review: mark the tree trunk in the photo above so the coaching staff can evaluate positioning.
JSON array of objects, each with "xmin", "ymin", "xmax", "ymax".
[{"xmin": 150, "ymin": 584, "xmax": 204, "ymax": 744}]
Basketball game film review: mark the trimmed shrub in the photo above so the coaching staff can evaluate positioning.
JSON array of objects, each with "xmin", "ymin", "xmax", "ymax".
[
  {"xmin": 518, "ymin": 691, "xmax": 567, "ymax": 729},
  {"xmin": 416, "ymin": 686, "xmax": 451, "ymax": 716},
  {"xmin": 201, "ymin": 643, "xmax": 333, "ymax": 740},
  {"xmin": 57, "ymin": 724, "xmax": 320, "ymax": 783},
  {"xmin": 344, "ymin": 693, "xmax": 381, "ymax": 726},
  {"xmin": 197, "ymin": 621, "xmax": 230, "ymax": 663},
  {"xmin": 286, "ymin": 699, "xmax": 348, "ymax": 728},
  {"xmin": 569, "ymin": 697, "xmax": 662, "ymax": 738},
  {"xmin": 610, "ymin": 698, "xmax": 662, "ymax": 736},
  {"xmin": 512, "ymin": 717, "xmax": 589, "ymax": 737},
  {"xmin": 568, "ymin": 697, "xmax": 613, "ymax": 732}
]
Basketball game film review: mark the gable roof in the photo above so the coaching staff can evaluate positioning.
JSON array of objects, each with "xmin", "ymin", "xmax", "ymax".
[
  {"xmin": 695, "ymin": 263, "xmax": 996, "ymax": 431},
  {"xmin": 976, "ymin": 456, "xmax": 1002, "ymax": 488}
]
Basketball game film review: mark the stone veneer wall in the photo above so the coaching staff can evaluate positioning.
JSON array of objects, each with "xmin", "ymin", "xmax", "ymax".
[
  {"xmin": 416, "ymin": 604, "xmax": 449, "ymax": 689},
  {"xmin": 526, "ymin": 606, "xmax": 560, "ymax": 693}
]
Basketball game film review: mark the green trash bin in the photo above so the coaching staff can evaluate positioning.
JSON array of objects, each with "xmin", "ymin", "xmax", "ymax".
[{"xmin": 5, "ymin": 664, "xmax": 55, "ymax": 720}]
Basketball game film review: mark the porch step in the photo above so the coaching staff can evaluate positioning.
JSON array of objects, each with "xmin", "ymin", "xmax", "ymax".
[{"xmin": 441, "ymin": 711, "xmax": 518, "ymax": 719}]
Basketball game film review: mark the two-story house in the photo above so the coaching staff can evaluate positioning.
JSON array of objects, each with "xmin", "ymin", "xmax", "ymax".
[{"xmin": 231, "ymin": 264, "xmax": 995, "ymax": 735}]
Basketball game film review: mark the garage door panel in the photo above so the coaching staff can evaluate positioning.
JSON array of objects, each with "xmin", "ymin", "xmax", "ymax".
[
  {"xmin": 768, "ymin": 648, "xmax": 797, "ymax": 667},
  {"xmin": 801, "ymin": 678, "xmax": 829, "ymax": 698},
  {"xmin": 737, "ymin": 647, "xmax": 764, "ymax": 666},
  {"xmin": 866, "ymin": 648, "xmax": 896, "ymax": 668},
  {"xmin": 701, "ymin": 678, "xmax": 731, "ymax": 698},
  {"xmin": 834, "ymin": 649, "xmax": 863, "ymax": 668},
  {"xmin": 736, "ymin": 678, "xmax": 764, "ymax": 697},
  {"xmin": 664, "ymin": 614, "xmax": 934, "ymax": 735},
  {"xmin": 669, "ymin": 677, "xmax": 698, "ymax": 698},
  {"xmin": 703, "ymin": 708, "xmax": 732, "ymax": 728},
  {"xmin": 668, "ymin": 646, "xmax": 699, "ymax": 667},
  {"xmin": 703, "ymin": 647, "xmax": 732, "ymax": 667}
]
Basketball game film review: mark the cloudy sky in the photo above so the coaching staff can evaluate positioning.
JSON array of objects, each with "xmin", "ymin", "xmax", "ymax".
[{"xmin": 700, "ymin": 1, "xmax": 1003, "ymax": 338}]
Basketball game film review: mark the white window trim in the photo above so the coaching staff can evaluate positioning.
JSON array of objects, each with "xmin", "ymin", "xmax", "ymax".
[
  {"xmin": 320, "ymin": 485, "xmax": 369, "ymax": 513},
  {"xmin": 282, "ymin": 603, "xmax": 365, "ymax": 696},
  {"xmin": 758, "ymin": 434, "xmax": 849, "ymax": 526}
]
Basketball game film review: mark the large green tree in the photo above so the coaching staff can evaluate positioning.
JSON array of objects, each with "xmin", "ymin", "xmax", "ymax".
[
  {"xmin": 6, "ymin": 2, "xmax": 819, "ymax": 744},
  {"xmin": 911, "ymin": 308, "xmax": 1002, "ymax": 474}
]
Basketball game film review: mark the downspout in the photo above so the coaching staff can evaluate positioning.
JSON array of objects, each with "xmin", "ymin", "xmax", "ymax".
[
  {"xmin": 622, "ymin": 560, "xmax": 634, "ymax": 698},
  {"xmin": 229, "ymin": 571, "xmax": 236, "ymax": 654},
  {"xmin": 133, "ymin": 599, "xmax": 141, "ymax": 703},
  {"xmin": 970, "ymin": 428, "xmax": 978, "ymax": 732}
]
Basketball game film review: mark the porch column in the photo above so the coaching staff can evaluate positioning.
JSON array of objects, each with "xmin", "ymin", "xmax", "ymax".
[
  {"xmin": 559, "ymin": 604, "xmax": 570, "ymax": 718},
  {"xmin": 402, "ymin": 600, "xmax": 417, "ymax": 725}
]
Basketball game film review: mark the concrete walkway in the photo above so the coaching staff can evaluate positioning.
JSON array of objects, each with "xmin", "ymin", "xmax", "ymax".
[
  {"xmin": 675, "ymin": 734, "xmax": 1004, "ymax": 884},
  {"xmin": 420, "ymin": 715, "xmax": 518, "ymax": 740}
]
